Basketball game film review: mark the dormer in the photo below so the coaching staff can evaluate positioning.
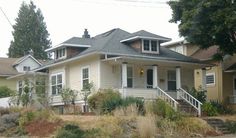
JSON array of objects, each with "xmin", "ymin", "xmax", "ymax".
[
  {"xmin": 120, "ymin": 30, "xmax": 171, "ymax": 54},
  {"xmin": 45, "ymin": 29, "xmax": 93, "ymax": 60}
]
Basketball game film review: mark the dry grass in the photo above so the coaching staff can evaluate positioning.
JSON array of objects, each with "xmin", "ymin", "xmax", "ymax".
[
  {"xmin": 113, "ymin": 104, "xmax": 139, "ymax": 117},
  {"xmin": 137, "ymin": 115, "xmax": 157, "ymax": 138}
]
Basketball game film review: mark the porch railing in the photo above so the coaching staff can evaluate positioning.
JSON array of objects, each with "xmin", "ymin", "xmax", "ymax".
[
  {"xmin": 177, "ymin": 88, "xmax": 202, "ymax": 116},
  {"xmin": 229, "ymin": 95, "xmax": 236, "ymax": 104},
  {"xmin": 156, "ymin": 87, "xmax": 178, "ymax": 111}
]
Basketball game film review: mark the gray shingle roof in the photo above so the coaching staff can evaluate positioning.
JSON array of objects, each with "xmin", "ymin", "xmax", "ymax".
[{"xmin": 45, "ymin": 28, "xmax": 201, "ymax": 66}]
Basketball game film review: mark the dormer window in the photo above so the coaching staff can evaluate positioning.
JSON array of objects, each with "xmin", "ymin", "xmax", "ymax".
[
  {"xmin": 56, "ymin": 48, "xmax": 66, "ymax": 59},
  {"xmin": 142, "ymin": 39, "xmax": 159, "ymax": 53}
]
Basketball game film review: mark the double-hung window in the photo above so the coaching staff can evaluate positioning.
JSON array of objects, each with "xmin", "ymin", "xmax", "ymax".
[
  {"xmin": 56, "ymin": 48, "xmax": 66, "ymax": 59},
  {"xmin": 127, "ymin": 67, "xmax": 133, "ymax": 88},
  {"xmin": 142, "ymin": 39, "xmax": 159, "ymax": 53},
  {"xmin": 206, "ymin": 73, "xmax": 215, "ymax": 86},
  {"xmin": 51, "ymin": 73, "xmax": 63, "ymax": 95},
  {"xmin": 82, "ymin": 67, "xmax": 89, "ymax": 90}
]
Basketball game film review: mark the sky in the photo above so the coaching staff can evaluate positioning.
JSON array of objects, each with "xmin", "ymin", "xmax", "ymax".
[{"xmin": 0, "ymin": 0, "xmax": 180, "ymax": 57}]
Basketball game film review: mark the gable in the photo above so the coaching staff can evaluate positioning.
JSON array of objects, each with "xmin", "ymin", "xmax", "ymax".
[{"xmin": 15, "ymin": 56, "xmax": 42, "ymax": 72}]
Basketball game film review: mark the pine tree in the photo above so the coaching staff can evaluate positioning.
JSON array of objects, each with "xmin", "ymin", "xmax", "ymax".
[{"xmin": 8, "ymin": 1, "xmax": 51, "ymax": 59}]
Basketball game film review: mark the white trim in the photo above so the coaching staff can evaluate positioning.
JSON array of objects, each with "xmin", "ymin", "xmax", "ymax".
[
  {"xmin": 50, "ymin": 72, "xmax": 64, "ymax": 95},
  {"xmin": 206, "ymin": 72, "xmax": 215, "ymax": 86},
  {"xmin": 81, "ymin": 66, "xmax": 90, "ymax": 90},
  {"xmin": 120, "ymin": 36, "xmax": 170, "ymax": 43},
  {"xmin": 45, "ymin": 43, "xmax": 91, "ymax": 52},
  {"xmin": 97, "ymin": 60, "xmax": 101, "ymax": 88},
  {"xmin": 141, "ymin": 39, "xmax": 159, "ymax": 54},
  {"xmin": 13, "ymin": 54, "xmax": 42, "ymax": 66}
]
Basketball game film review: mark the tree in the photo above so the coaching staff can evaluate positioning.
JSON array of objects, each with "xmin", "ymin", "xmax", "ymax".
[
  {"xmin": 60, "ymin": 88, "xmax": 78, "ymax": 114},
  {"xmin": 168, "ymin": 0, "xmax": 236, "ymax": 60},
  {"xmin": 80, "ymin": 82, "xmax": 93, "ymax": 112},
  {"xmin": 8, "ymin": 1, "xmax": 51, "ymax": 59}
]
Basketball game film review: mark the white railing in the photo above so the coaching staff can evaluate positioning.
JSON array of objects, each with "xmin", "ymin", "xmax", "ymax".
[
  {"xmin": 177, "ymin": 88, "xmax": 202, "ymax": 116},
  {"xmin": 229, "ymin": 95, "xmax": 236, "ymax": 104},
  {"xmin": 156, "ymin": 87, "xmax": 178, "ymax": 111}
]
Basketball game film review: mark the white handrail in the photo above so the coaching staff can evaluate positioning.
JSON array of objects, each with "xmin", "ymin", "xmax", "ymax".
[
  {"xmin": 178, "ymin": 88, "xmax": 202, "ymax": 116},
  {"xmin": 156, "ymin": 87, "xmax": 178, "ymax": 111}
]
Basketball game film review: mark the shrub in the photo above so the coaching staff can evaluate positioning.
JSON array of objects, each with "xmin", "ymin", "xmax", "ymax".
[
  {"xmin": 202, "ymin": 102, "xmax": 218, "ymax": 116},
  {"xmin": 189, "ymin": 87, "xmax": 206, "ymax": 103},
  {"xmin": 0, "ymin": 86, "xmax": 14, "ymax": 98},
  {"xmin": 210, "ymin": 101, "xmax": 232, "ymax": 114},
  {"xmin": 0, "ymin": 113, "xmax": 20, "ymax": 132},
  {"xmin": 225, "ymin": 120, "xmax": 236, "ymax": 133},
  {"xmin": 146, "ymin": 99, "xmax": 181, "ymax": 120},
  {"xmin": 88, "ymin": 89, "xmax": 122, "ymax": 114},
  {"xmin": 56, "ymin": 124, "xmax": 84, "ymax": 138},
  {"xmin": 121, "ymin": 97, "xmax": 145, "ymax": 115}
]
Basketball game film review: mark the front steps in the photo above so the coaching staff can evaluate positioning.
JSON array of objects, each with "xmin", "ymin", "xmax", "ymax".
[
  {"xmin": 204, "ymin": 118, "xmax": 231, "ymax": 134},
  {"xmin": 176, "ymin": 99, "xmax": 198, "ymax": 116}
]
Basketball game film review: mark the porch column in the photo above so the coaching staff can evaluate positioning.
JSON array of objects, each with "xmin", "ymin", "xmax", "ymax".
[
  {"xmin": 176, "ymin": 66, "xmax": 181, "ymax": 99},
  {"xmin": 122, "ymin": 62, "xmax": 127, "ymax": 88},
  {"xmin": 153, "ymin": 65, "xmax": 158, "ymax": 88},
  {"xmin": 202, "ymin": 68, "xmax": 207, "ymax": 90}
]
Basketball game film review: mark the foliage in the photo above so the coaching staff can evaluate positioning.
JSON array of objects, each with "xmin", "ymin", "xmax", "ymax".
[
  {"xmin": 145, "ymin": 99, "xmax": 181, "ymax": 120},
  {"xmin": 202, "ymin": 102, "xmax": 218, "ymax": 116},
  {"xmin": 35, "ymin": 76, "xmax": 49, "ymax": 108},
  {"xmin": 60, "ymin": 88, "xmax": 78, "ymax": 106},
  {"xmin": 80, "ymin": 82, "xmax": 93, "ymax": 112},
  {"xmin": 88, "ymin": 89, "xmax": 122, "ymax": 114},
  {"xmin": 19, "ymin": 79, "xmax": 33, "ymax": 107},
  {"xmin": 210, "ymin": 101, "xmax": 232, "ymax": 114},
  {"xmin": 0, "ymin": 113, "xmax": 20, "ymax": 132},
  {"xmin": 189, "ymin": 87, "xmax": 206, "ymax": 103},
  {"xmin": 120, "ymin": 97, "xmax": 144, "ymax": 115},
  {"xmin": 8, "ymin": 1, "xmax": 51, "ymax": 59},
  {"xmin": 225, "ymin": 120, "xmax": 236, "ymax": 133},
  {"xmin": 0, "ymin": 107, "xmax": 10, "ymax": 116},
  {"xmin": 0, "ymin": 86, "xmax": 15, "ymax": 98},
  {"xmin": 168, "ymin": 0, "xmax": 236, "ymax": 60}
]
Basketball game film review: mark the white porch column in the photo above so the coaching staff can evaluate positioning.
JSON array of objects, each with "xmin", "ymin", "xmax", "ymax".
[
  {"xmin": 122, "ymin": 62, "xmax": 127, "ymax": 88},
  {"xmin": 176, "ymin": 66, "xmax": 181, "ymax": 99},
  {"xmin": 153, "ymin": 65, "xmax": 158, "ymax": 88},
  {"xmin": 202, "ymin": 68, "xmax": 207, "ymax": 90}
]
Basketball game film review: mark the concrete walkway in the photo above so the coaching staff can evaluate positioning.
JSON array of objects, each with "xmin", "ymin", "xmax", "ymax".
[{"xmin": 207, "ymin": 134, "xmax": 236, "ymax": 138}]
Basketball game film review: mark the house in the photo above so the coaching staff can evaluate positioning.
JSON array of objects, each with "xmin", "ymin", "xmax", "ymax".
[
  {"xmin": 162, "ymin": 39, "xmax": 236, "ymax": 110},
  {"xmin": 0, "ymin": 55, "xmax": 43, "ymax": 91},
  {"xmin": 32, "ymin": 28, "xmax": 208, "ymax": 115}
]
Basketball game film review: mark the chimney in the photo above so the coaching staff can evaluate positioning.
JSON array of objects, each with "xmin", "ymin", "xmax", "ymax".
[{"xmin": 82, "ymin": 29, "xmax": 90, "ymax": 38}]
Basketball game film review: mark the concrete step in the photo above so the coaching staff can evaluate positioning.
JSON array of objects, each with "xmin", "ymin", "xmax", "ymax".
[{"xmin": 204, "ymin": 118, "xmax": 231, "ymax": 134}]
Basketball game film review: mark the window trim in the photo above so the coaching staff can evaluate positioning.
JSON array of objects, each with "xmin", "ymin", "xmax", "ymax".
[
  {"xmin": 55, "ymin": 48, "xmax": 66, "ymax": 59},
  {"xmin": 50, "ymin": 72, "xmax": 64, "ymax": 95},
  {"xmin": 206, "ymin": 73, "xmax": 215, "ymax": 86},
  {"xmin": 81, "ymin": 66, "xmax": 90, "ymax": 90},
  {"xmin": 141, "ymin": 39, "xmax": 159, "ymax": 54}
]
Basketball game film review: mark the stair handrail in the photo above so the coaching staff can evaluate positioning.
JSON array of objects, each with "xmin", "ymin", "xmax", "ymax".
[
  {"xmin": 178, "ymin": 88, "xmax": 202, "ymax": 116},
  {"xmin": 156, "ymin": 87, "xmax": 178, "ymax": 111}
]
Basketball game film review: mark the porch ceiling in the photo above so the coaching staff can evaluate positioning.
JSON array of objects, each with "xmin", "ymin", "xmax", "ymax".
[{"xmin": 102, "ymin": 56, "xmax": 210, "ymax": 69}]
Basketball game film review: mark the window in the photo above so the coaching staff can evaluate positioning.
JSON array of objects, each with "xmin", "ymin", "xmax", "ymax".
[
  {"xmin": 142, "ymin": 39, "xmax": 159, "ymax": 53},
  {"xmin": 206, "ymin": 73, "xmax": 215, "ymax": 85},
  {"xmin": 23, "ymin": 66, "xmax": 30, "ymax": 71},
  {"xmin": 82, "ymin": 67, "xmax": 89, "ymax": 90},
  {"xmin": 167, "ymin": 70, "xmax": 176, "ymax": 91},
  {"xmin": 18, "ymin": 81, "xmax": 23, "ymax": 95},
  {"xmin": 127, "ymin": 67, "xmax": 133, "ymax": 88},
  {"xmin": 51, "ymin": 73, "xmax": 63, "ymax": 95},
  {"xmin": 56, "ymin": 48, "xmax": 66, "ymax": 59}
]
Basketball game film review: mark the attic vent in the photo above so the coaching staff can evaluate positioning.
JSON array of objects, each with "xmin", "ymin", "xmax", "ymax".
[{"xmin": 82, "ymin": 29, "xmax": 90, "ymax": 38}]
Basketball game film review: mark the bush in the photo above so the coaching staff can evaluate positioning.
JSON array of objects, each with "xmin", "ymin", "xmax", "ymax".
[
  {"xmin": 88, "ymin": 89, "xmax": 122, "ymax": 114},
  {"xmin": 146, "ymin": 99, "xmax": 181, "ymax": 120},
  {"xmin": 189, "ymin": 87, "xmax": 206, "ymax": 103},
  {"xmin": 210, "ymin": 101, "xmax": 232, "ymax": 114},
  {"xmin": 225, "ymin": 120, "xmax": 236, "ymax": 133},
  {"xmin": 202, "ymin": 102, "xmax": 218, "ymax": 116},
  {"xmin": 0, "ymin": 113, "xmax": 20, "ymax": 132},
  {"xmin": 56, "ymin": 124, "xmax": 84, "ymax": 138},
  {"xmin": 0, "ymin": 86, "xmax": 14, "ymax": 98},
  {"xmin": 88, "ymin": 89, "xmax": 145, "ymax": 115}
]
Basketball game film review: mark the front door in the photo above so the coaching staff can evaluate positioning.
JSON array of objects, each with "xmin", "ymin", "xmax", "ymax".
[{"xmin": 146, "ymin": 69, "xmax": 153, "ymax": 88}]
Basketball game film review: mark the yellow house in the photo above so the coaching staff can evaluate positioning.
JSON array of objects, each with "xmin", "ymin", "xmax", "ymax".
[
  {"xmin": 33, "ymin": 29, "xmax": 208, "ymax": 115},
  {"xmin": 162, "ymin": 39, "xmax": 236, "ymax": 110}
]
